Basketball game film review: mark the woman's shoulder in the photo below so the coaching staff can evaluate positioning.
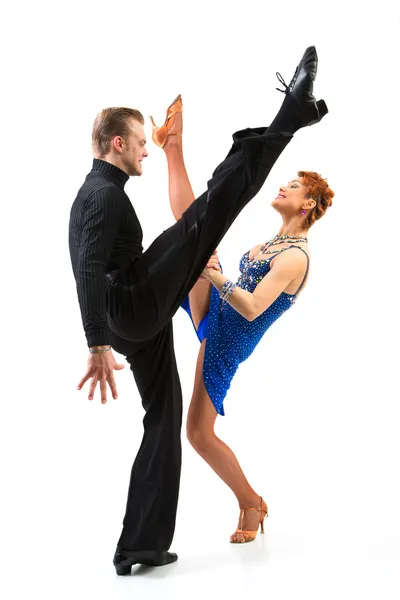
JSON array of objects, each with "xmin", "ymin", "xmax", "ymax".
[
  {"xmin": 271, "ymin": 245, "xmax": 310, "ymax": 274},
  {"xmin": 286, "ymin": 243, "xmax": 311, "ymax": 258}
]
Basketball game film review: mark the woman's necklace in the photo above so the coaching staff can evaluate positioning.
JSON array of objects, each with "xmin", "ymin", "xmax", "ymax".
[{"xmin": 259, "ymin": 233, "xmax": 308, "ymax": 255}]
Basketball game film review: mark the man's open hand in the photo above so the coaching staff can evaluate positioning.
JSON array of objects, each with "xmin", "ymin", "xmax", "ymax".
[{"xmin": 77, "ymin": 348, "xmax": 125, "ymax": 404}]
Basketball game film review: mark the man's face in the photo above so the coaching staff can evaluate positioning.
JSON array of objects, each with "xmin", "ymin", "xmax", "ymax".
[{"xmin": 121, "ymin": 119, "xmax": 148, "ymax": 176}]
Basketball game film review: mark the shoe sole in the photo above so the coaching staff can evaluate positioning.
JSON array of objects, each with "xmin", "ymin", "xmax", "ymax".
[{"xmin": 114, "ymin": 551, "xmax": 178, "ymax": 575}]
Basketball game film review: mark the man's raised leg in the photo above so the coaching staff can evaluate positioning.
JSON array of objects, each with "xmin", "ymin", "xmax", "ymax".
[{"xmin": 107, "ymin": 46, "xmax": 327, "ymax": 343}]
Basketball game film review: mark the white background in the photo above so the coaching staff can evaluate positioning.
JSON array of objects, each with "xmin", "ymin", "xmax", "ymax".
[{"xmin": 1, "ymin": 1, "xmax": 400, "ymax": 598}]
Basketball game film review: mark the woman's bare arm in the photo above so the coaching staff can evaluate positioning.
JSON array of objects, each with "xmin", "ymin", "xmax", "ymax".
[{"xmin": 203, "ymin": 249, "xmax": 308, "ymax": 321}]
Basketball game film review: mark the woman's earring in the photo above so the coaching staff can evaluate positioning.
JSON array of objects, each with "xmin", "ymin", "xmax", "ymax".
[{"xmin": 301, "ymin": 210, "xmax": 307, "ymax": 215}]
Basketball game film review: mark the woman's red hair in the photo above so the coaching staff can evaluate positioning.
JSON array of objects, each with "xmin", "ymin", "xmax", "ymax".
[{"xmin": 298, "ymin": 171, "xmax": 334, "ymax": 227}]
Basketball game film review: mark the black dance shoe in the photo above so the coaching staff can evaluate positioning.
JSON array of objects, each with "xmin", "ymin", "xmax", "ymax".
[
  {"xmin": 113, "ymin": 549, "xmax": 178, "ymax": 575},
  {"xmin": 272, "ymin": 46, "xmax": 328, "ymax": 131}
]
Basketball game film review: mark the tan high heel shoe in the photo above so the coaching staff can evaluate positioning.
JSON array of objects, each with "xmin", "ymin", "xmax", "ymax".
[
  {"xmin": 150, "ymin": 94, "xmax": 183, "ymax": 148},
  {"xmin": 230, "ymin": 497, "xmax": 268, "ymax": 544}
]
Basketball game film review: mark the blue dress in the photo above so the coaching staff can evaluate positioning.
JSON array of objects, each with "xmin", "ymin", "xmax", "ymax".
[{"xmin": 181, "ymin": 245, "xmax": 309, "ymax": 415}]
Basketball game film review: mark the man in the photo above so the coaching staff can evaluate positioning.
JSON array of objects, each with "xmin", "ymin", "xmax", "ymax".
[{"xmin": 68, "ymin": 46, "xmax": 327, "ymax": 575}]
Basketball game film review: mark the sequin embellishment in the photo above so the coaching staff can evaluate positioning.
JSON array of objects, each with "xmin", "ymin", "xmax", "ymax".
[{"xmin": 202, "ymin": 248, "xmax": 306, "ymax": 416}]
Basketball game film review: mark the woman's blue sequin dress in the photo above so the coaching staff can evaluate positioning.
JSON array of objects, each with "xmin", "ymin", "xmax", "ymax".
[{"xmin": 181, "ymin": 245, "xmax": 309, "ymax": 415}]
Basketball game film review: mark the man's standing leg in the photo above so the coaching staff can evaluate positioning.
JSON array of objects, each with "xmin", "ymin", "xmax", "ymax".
[{"xmin": 108, "ymin": 322, "xmax": 182, "ymax": 573}]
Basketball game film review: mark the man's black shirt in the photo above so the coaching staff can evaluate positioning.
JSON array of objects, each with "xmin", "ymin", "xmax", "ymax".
[{"xmin": 69, "ymin": 159, "xmax": 143, "ymax": 347}]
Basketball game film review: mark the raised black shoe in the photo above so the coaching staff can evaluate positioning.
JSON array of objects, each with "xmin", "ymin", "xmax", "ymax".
[
  {"xmin": 113, "ymin": 550, "xmax": 178, "ymax": 575},
  {"xmin": 270, "ymin": 45, "xmax": 328, "ymax": 133}
]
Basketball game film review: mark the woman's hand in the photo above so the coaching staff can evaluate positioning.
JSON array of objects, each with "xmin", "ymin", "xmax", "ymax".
[
  {"xmin": 201, "ymin": 267, "xmax": 217, "ymax": 281},
  {"xmin": 201, "ymin": 250, "xmax": 221, "ymax": 279}
]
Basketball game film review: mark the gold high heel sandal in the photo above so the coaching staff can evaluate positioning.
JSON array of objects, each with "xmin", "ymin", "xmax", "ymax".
[
  {"xmin": 230, "ymin": 497, "xmax": 268, "ymax": 544},
  {"xmin": 150, "ymin": 94, "xmax": 183, "ymax": 148}
]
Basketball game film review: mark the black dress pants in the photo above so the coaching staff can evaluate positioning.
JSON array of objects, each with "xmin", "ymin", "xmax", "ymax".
[{"xmin": 107, "ymin": 126, "xmax": 293, "ymax": 552}]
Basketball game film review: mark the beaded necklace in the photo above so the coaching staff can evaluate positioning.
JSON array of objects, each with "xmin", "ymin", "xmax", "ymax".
[{"xmin": 258, "ymin": 234, "xmax": 308, "ymax": 257}]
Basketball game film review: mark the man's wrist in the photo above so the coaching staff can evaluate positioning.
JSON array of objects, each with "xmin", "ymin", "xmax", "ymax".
[{"xmin": 89, "ymin": 345, "xmax": 111, "ymax": 354}]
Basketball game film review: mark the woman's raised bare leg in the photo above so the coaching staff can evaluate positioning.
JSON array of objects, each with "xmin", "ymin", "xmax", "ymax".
[{"xmin": 162, "ymin": 111, "xmax": 212, "ymax": 330}]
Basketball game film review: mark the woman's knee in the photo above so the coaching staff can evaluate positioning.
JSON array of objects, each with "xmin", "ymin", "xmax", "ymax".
[{"xmin": 186, "ymin": 419, "xmax": 214, "ymax": 452}]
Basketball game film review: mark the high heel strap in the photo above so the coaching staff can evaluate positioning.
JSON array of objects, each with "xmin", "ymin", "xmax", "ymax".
[
  {"xmin": 149, "ymin": 94, "xmax": 182, "ymax": 128},
  {"xmin": 237, "ymin": 497, "xmax": 268, "ymax": 530},
  {"xmin": 166, "ymin": 94, "xmax": 182, "ymax": 114}
]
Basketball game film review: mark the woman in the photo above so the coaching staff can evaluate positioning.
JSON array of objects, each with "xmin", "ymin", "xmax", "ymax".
[{"xmin": 150, "ymin": 94, "xmax": 334, "ymax": 544}]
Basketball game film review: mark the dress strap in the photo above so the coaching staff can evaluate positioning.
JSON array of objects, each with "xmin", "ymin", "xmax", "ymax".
[
  {"xmin": 268, "ymin": 245, "xmax": 310, "ymax": 295},
  {"xmin": 292, "ymin": 247, "xmax": 310, "ymax": 295}
]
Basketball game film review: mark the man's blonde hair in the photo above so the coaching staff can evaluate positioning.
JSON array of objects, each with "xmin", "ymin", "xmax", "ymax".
[{"xmin": 92, "ymin": 107, "xmax": 144, "ymax": 157}]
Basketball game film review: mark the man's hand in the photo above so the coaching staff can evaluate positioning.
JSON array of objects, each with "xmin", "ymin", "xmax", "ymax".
[{"xmin": 77, "ymin": 347, "xmax": 125, "ymax": 404}]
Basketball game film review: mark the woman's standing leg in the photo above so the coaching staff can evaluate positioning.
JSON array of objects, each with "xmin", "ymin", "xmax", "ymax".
[{"xmin": 187, "ymin": 340, "xmax": 266, "ymax": 542}]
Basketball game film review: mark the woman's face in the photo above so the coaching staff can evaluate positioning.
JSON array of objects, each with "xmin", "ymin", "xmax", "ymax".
[{"xmin": 271, "ymin": 177, "xmax": 308, "ymax": 214}]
